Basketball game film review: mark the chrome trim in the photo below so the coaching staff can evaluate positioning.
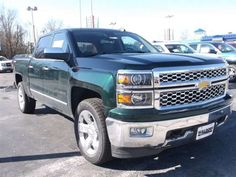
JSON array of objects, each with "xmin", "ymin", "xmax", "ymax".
[
  {"xmin": 155, "ymin": 77, "xmax": 227, "ymax": 88},
  {"xmin": 117, "ymin": 70, "xmax": 153, "ymax": 89},
  {"xmin": 154, "ymin": 80, "xmax": 227, "ymax": 110},
  {"xmin": 106, "ymin": 104, "xmax": 232, "ymax": 148},
  {"xmin": 155, "ymin": 94, "xmax": 225, "ymax": 110},
  {"xmin": 30, "ymin": 89, "xmax": 67, "ymax": 105},
  {"xmin": 156, "ymin": 80, "xmax": 227, "ymax": 92},
  {"xmin": 116, "ymin": 90, "xmax": 154, "ymax": 109},
  {"xmin": 153, "ymin": 63, "xmax": 228, "ymax": 88}
]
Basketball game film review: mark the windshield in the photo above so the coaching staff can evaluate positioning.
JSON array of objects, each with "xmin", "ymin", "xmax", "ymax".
[
  {"xmin": 72, "ymin": 30, "xmax": 158, "ymax": 57},
  {"xmin": 0, "ymin": 56, "xmax": 8, "ymax": 61},
  {"xmin": 165, "ymin": 44, "xmax": 194, "ymax": 53},
  {"xmin": 153, "ymin": 44, "xmax": 165, "ymax": 53},
  {"xmin": 212, "ymin": 43, "xmax": 235, "ymax": 53}
]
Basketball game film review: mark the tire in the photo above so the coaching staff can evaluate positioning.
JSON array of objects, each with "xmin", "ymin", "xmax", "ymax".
[
  {"xmin": 229, "ymin": 65, "xmax": 236, "ymax": 82},
  {"xmin": 74, "ymin": 98, "xmax": 112, "ymax": 165},
  {"xmin": 17, "ymin": 82, "xmax": 36, "ymax": 114}
]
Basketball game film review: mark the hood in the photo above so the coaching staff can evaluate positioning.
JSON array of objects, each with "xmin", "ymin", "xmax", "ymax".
[
  {"xmin": 0, "ymin": 60, "xmax": 12, "ymax": 64},
  {"xmin": 76, "ymin": 53, "xmax": 226, "ymax": 72}
]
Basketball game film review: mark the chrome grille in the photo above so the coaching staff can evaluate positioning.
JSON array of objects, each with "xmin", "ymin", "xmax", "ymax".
[
  {"xmin": 160, "ymin": 84, "xmax": 225, "ymax": 108},
  {"xmin": 6, "ymin": 63, "xmax": 12, "ymax": 67},
  {"xmin": 159, "ymin": 68, "xmax": 227, "ymax": 83}
]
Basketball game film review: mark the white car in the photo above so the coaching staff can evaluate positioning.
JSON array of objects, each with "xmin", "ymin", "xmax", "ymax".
[
  {"xmin": 0, "ymin": 56, "xmax": 13, "ymax": 73},
  {"xmin": 152, "ymin": 42, "xmax": 196, "ymax": 54}
]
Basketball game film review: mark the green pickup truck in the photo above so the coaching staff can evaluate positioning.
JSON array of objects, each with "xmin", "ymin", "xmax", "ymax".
[{"xmin": 14, "ymin": 28, "xmax": 233, "ymax": 164}]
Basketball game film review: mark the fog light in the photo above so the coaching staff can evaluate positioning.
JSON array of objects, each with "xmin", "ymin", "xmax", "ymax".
[{"xmin": 130, "ymin": 127, "xmax": 153, "ymax": 137}]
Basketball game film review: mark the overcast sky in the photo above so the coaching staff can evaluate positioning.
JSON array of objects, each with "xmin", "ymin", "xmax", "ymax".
[{"xmin": 0, "ymin": 0, "xmax": 236, "ymax": 42}]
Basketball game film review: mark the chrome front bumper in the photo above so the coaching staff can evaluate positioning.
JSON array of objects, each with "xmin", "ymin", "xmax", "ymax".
[{"xmin": 106, "ymin": 104, "xmax": 232, "ymax": 148}]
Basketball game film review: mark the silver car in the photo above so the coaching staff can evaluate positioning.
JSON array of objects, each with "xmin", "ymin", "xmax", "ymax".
[{"xmin": 0, "ymin": 56, "xmax": 13, "ymax": 72}]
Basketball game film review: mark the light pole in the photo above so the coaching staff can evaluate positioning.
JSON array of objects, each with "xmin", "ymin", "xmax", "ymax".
[
  {"xmin": 90, "ymin": 0, "xmax": 95, "ymax": 28},
  {"xmin": 27, "ymin": 6, "xmax": 37, "ymax": 45},
  {"xmin": 165, "ymin": 15, "xmax": 174, "ymax": 40},
  {"xmin": 79, "ymin": 0, "xmax": 82, "ymax": 27}
]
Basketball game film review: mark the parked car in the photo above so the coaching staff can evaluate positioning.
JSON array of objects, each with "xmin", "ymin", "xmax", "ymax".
[
  {"xmin": 0, "ymin": 56, "xmax": 13, "ymax": 73},
  {"xmin": 152, "ymin": 42, "xmax": 196, "ymax": 54},
  {"xmin": 14, "ymin": 28, "xmax": 233, "ymax": 164},
  {"xmin": 189, "ymin": 42, "xmax": 236, "ymax": 81},
  {"xmin": 11, "ymin": 54, "xmax": 31, "ymax": 67},
  {"xmin": 227, "ymin": 42, "xmax": 236, "ymax": 48}
]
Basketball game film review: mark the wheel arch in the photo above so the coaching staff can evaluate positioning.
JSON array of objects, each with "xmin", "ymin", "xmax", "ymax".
[
  {"xmin": 15, "ymin": 73, "xmax": 23, "ymax": 86},
  {"xmin": 70, "ymin": 86, "xmax": 102, "ymax": 117}
]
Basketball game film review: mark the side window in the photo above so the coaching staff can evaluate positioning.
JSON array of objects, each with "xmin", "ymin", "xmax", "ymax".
[
  {"xmin": 51, "ymin": 33, "xmax": 69, "ymax": 52},
  {"xmin": 199, "ymin": 44, "xmax": 216, "ymax": 54},
  {"xmin": 34, "ymin": 35, "xmax": 52, "ymax": 58}
]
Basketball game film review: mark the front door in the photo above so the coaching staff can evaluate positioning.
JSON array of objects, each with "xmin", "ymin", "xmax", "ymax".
[
  {"xmin": 29, "ymin": 34, "xmax": 52, "ymax": 100},
  {"xmin": 42, "ymin": 32, "xmax": 71, "ymax": 113}
]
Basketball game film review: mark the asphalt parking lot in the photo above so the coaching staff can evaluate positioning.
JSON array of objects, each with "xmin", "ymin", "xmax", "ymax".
[{"xmin": 0, "ymin": 73, "xmax": 236, "ymax": 177}]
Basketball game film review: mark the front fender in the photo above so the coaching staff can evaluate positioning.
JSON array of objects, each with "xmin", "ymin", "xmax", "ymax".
[{"xmin": 70, "ymin": 69, "xmax": 116, "ymax": 113}]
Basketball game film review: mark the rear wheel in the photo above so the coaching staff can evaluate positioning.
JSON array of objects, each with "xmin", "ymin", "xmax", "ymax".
[
  {"xmin": 74, "ymin": 98, "xmax": 112, "ymax": 164},
  {"xmin": 17, "ymin": 82, "xmax": 36, "ymax": 113}
]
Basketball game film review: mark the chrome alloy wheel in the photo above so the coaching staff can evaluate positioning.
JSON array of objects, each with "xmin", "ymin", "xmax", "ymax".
[
  {"xmin": 18, "ymin": 85, "xmax": 25, "ymax": 110},
  {"xmin": 78, "ymin": 110, "xmax": 99, "ymax": 156},
  {"xmin": 229, "ymin": 65, "xmax": 236, "ymax": 81}
]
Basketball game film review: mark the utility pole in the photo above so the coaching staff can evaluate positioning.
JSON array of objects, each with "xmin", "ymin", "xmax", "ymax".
[
  {"xmin": 27, "ymin": 6, "xmax": 37, "ymax": 45},
  {"xmin": 165, "ymin": 15, "xmax": 174, "ymax": 40},
  {"xmin": 91, "ymin": 0, "xmax": 94, "ymax": 28},
  {"xmin": 79, "ymin": 0, "xmax": 82, "ymax": 27}
]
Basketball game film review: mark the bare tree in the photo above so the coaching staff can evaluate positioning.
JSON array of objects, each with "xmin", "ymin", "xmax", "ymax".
[
  {"xmin": 13, "ymin": 24, "xmax": 28, "ymax": 54},
  {"xmin": 0, "ymin": 7, "xmax": 28, "ymax": 58},
  {"xmin": 0, "ymin": 8, "xmax": 16, "ymax": 57},
  {"xmin": 41, "ymin": 19, "xmax": 63, "ymax": 34}
]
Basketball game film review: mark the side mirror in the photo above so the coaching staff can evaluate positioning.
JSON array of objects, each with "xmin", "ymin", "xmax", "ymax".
[{"xmin": 43, "ymin": 48, "xmax": 69, "ymax": 60}]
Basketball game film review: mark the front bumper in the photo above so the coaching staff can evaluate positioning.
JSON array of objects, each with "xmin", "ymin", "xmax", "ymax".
[
  {"xmin": 106, "ymin": 104, "xmax": 232, "ymax": 158},
  {"xmin": 0, "ymin": 66, "xmax": 13, "ymax": 72}
]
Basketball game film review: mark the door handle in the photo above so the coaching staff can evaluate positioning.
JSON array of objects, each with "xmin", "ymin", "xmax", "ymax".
[
  {"xmin": 28, "ymin": 65, "xmax": 34, "ymax": 69},
  {"xmin": 42, "ymin": 66, "xmax": 49, "ymax": 71}
]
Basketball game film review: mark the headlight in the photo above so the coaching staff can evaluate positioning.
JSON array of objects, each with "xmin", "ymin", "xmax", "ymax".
[
  {"xmin": 1, "ymin": 63, "xmax": 6, "ymax": 66},
  {"xmin": 117, "ymin": 70, "xmax": 153, "ymax": 88},
  {"xmin": 117, "ymin": 91, "xmax": 153, "ymax": 108},
  {"xmin": 116, "ymin": 70, "xmax": 154, "ymax": 109}
]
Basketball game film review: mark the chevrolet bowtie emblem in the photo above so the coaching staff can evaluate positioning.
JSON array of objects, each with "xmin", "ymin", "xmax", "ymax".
[{"xmin": 198, "ymin": 80, "xmax": 211, "ymax": 90}]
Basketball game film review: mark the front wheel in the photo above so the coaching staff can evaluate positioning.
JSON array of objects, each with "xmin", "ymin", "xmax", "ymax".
[
  {"xmin": 17, "ymin": 82, "xmax": 36, "ymax": 113},
  {"xmin": 229, "ymin": 65, "xmax": 236, "ymax": 82},
  {"xmin": 74, "ymin": 98, "xmax": 112, "ymax": 165}
]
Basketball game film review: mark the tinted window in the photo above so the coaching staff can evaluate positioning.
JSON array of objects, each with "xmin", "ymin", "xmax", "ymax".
[
  {"xmin": 72, "ymin": 31, "xmax": 158, "ymax": 57},
  {"xmin": 34, "ymin": 35, "xmax": 52, "ymax": 58}
]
